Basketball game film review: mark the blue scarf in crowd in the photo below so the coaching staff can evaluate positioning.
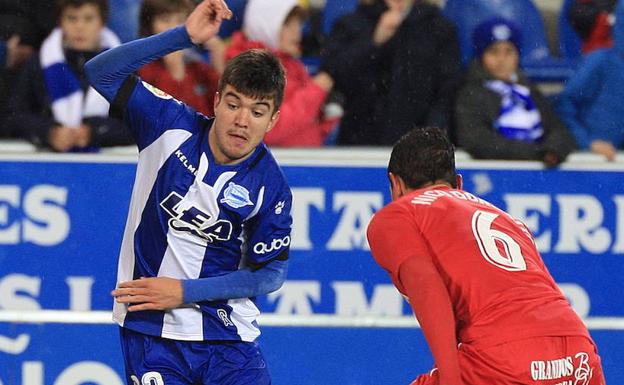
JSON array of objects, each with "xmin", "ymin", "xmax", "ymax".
[
  {"xmin": 40, "ymin": 27, "xmax": 120, "ymax": 128},
  {"xmin": 484, "ymin": 79, "xmax": 544, "ymax": 142}
]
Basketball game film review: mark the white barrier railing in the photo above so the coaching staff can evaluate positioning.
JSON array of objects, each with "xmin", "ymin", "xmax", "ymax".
[{"xmin": 1, "ymin": 310, "xmax": 624, "ymax": 330}]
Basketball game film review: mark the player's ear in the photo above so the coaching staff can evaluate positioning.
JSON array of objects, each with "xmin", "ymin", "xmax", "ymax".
[
  {"xmin": 389, "ymin": 172, "xmax": 406, "ymax": 201},
  {"xmin": 213, "ymin": 92, "xmax": 221, "ymax": 110},
  {"xmin": 456, "ymin": 174, "xmax": 463, "ymax": 190},
  {"xmin": 266, "ymin": 110, "xmax": 280, "ymax": 132}
]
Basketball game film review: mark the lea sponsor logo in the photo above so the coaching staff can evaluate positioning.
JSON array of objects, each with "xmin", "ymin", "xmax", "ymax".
[{"xmin": 160, "ymin": 191, "xmax": 233, "ymax": 242}]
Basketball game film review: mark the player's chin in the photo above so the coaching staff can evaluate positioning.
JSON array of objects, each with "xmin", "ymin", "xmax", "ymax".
[{"xmin": 223, "ymin": 145, "xmax": 252, "ymax": 162}]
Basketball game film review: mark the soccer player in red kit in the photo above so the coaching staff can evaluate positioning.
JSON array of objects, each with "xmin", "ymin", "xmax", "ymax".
[{"xmin": 366, "ymin": 127, "xmax": 605, "ymax": 385}]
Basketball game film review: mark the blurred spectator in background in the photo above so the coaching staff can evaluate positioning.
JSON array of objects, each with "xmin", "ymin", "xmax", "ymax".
[
  {"xmin": 455, "ymin": 19, "xmax": 576, "ymax": 166},
  {"xmin": 321, "ymin": 0, "xmax": 461, "ymax": 146},
  {"xmin": 0, "ymin": 0, "xmax": 55, "ymax": 61},
  {"xmin": 138, "ymin": 0, "xmax": 221, "ymax": 117},
  {"xmin": 7, "ymin": 0, "xmax": 133, "ymax": 152},
  {"xmin": 569, "ymin": 0, "xmax": 616, "ymax": 54},
  {"xmin": 0, "ymin": 0, "xmax": 55, "ymax": 139},
  {"xmin": 225, "ymin": 0, "xmax": 339, "ymax": 147},
  {"xmin": 558, "ymin": 0, "xmax": 624, "ymax": 161}
]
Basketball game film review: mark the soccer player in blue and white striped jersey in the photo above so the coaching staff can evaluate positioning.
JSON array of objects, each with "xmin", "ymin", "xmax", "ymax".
[{"xmin": 85, "ymin": 1, "xmax": 292, "ymax": 383}]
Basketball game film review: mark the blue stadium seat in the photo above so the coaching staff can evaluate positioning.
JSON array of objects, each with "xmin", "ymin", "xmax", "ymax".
[
  {"xmin": 321, "ymin": 0, "xmax": 358, "ymax": 35},
  {"xmin": 443, "ymin": 0, "xmax": 551, "ymax": 64},
  {"xmin": 108, "ymin": 0, "xmax": 139, "ymax": 42},
  {"xmin": 558, "ymin": 0, "xmax": 583, "ymax": 60}
]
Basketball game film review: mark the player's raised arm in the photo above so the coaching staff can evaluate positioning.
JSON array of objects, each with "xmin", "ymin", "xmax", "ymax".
[{"xmin": 85, "ymin": 0, "xmax": 231, "ymax": 102}]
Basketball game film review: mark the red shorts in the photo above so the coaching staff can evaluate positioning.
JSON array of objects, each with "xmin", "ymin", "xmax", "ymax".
[{"xmin": 410, "ymin": 336, "xmax": 605, "ymax": 385}]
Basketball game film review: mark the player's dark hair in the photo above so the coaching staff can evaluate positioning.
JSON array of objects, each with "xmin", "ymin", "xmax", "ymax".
[
  {"xmin": 388, "ymin": 127, "xmax": 458, "ymax": 189},
  {"xmin": 57, "ymin": 0, "xmax": 109, "ymax": 23},
  {"xmin": 218, "ymin": 49, "xmax": 286, "ymax": 112},
  {"xmin": 139, "ymin": 0, "xmax": 193, "ymax": 37}
]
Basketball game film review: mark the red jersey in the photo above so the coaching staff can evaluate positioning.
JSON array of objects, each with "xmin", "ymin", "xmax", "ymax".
[{"xmin": 367, "ymin": 186, "xmax": 590, "ymax": 348}]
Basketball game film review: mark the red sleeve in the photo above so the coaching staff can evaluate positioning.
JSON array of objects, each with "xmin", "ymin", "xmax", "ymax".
[
  {"xmin": 400, "ymin": 256, "xmax": 464, "ymax": 384},
  {"xmin": 367, "ymin": 203, "xmax": 464, "ymax": 384},
  {"xmin": 366, "ymin": 203, "xmax": 430, "ymax": 294}
]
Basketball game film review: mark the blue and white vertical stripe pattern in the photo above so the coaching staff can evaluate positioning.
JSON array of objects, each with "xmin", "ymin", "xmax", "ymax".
[
  {"xmin": 40, "ymin": 27, "xmax": 120, "ymax": 127},
  {"xmin": 484, "ymin": 80, "xmax": 544, "ymax": 142},
  {"xmin": 112, "ymin": 80, "xmax": 292, "ymax": 342}
]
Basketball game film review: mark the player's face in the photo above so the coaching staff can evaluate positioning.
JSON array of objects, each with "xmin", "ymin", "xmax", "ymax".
[
  {"xmin": 209, "ymin": 85, "xmax": 279, "ymax": 165},
  {"xmin": 481, "ymin": 41, "xmax": 519, "ymax": 82},
  {"xmin": 60, "ymin": 4, "xmax": 104, "ymax": 51}
]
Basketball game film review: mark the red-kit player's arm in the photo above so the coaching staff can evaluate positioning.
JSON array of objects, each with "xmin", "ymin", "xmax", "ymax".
[
  {"xmin": 367, "ymin": 204, "xmax": 464, "ymax": 385},
  {"xmin": 399, "ymin": 255, "xmax": 464, "ymax": 385}
]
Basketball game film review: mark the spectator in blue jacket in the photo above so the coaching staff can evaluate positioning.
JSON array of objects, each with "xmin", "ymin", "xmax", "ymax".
[{"xmin": 557, "ymin": 0, "xmax": 624, "ymax": 161}]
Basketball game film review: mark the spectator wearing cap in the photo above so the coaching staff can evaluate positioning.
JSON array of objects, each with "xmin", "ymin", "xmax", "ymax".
[
  {"xmin": 454, "ymin": 18, "xmax": 576, "ymax": 166},
  {"xmin": 557, "ymin": 0, "xmax": 624, "ymax": 161}
]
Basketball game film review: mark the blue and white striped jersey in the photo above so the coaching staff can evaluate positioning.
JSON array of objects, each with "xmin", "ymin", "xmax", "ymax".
[{"xmin": 111, "ymin": 77, "xmax": 293, "ymax": 342}]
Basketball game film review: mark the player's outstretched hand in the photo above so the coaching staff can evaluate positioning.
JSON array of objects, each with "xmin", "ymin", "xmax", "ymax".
[
  {"xmin": 112, "ymin": 277, "xmax": 184, "ymax": 312},
  {"xmin": 186, "ymin": 0, "xmax": 232, "ymax": 45}
]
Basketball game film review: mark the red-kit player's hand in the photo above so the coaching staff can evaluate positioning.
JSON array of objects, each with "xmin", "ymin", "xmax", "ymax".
[
  {"xmin": 186, "ymin": 0, "xmax": 233, "ymax": 45},
  {"xmin": 112, "ymin": 277, "xmax": 184, "ymax": 311}
]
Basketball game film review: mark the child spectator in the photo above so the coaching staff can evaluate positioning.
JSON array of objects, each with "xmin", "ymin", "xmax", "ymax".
[
  {"xmin": 558, "ymin": 0, "xmax": 624, "ymax": 161},
  {"xmin": 8, "ymin": 0, "xmax": 133, "ymax": 152},
  {"xmin": 455, "ymin": 18, "xmax": 576, "ymax": 166},
  {"xmin": 225, "ymin": 0, "xmax": 339, "ymax": 147},
  {"xmin": 138, "ymin": 0, "xmax": 221, "ymax": 117},
  {"xmin": 0, "ymin": 0, "xmax": 56, "ymax": 67}
]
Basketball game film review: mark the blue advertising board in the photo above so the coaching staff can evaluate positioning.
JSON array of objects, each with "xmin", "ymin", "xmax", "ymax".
[{"xmin": 0, "ymin": 152, "xmax": 622, "ymax": 384}]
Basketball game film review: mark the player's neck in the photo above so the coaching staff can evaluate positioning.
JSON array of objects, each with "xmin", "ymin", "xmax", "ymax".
[{"xmin": 421, "ymin": 182, "xmax": 454, "ymax": 190}]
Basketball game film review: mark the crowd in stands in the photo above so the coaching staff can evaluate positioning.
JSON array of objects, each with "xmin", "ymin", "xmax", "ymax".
[{"xmin": 0, "ymin": 0, "xmax": 622, "ymax": 163}]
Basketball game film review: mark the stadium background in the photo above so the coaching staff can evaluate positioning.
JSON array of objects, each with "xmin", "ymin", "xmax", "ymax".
[
  {"xmin": 0, "ymin": 148, "xmax": 622, "ymax": 385},
  {"xmin": 2, "ymin": 0, "xmax": 624, "ymax": 383}
]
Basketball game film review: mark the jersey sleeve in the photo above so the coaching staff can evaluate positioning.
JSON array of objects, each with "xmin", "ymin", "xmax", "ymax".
[
  {"xmin": 367, "ymin": 203, "xmax": 431, "ymax": 294},
  {"xmin": 245, "ymin": 180, "xmax": 293, "ymax": 268},
  {"xmin": 111, "ymin": 76, "xmax": 200, "ymax": 151}
]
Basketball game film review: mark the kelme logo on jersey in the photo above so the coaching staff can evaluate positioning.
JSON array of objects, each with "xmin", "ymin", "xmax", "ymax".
[
  {"xmin": 253, "ymin": 236, "xmax": 291, "ymax": 255},
  {"xmin": 220, "ymin": 182, "xmax": 254, "ymax": 209},
  {"xmin": 160, "ymin": 191, "xmax": 233, "ymax": 242}
]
